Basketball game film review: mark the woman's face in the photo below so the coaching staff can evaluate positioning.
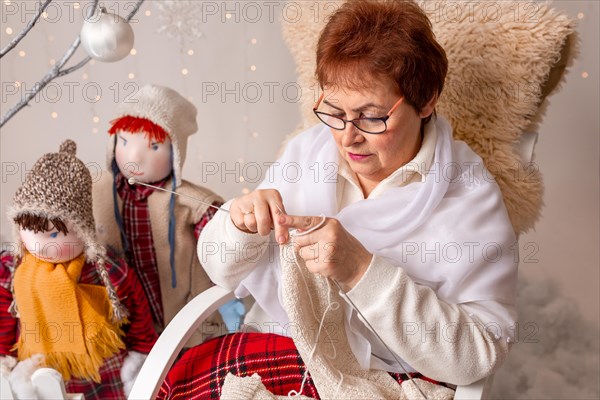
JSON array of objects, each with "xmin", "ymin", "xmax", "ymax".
[{"xmin": 322, "ymin": 83, "xmax": 432, "ymax": 194}]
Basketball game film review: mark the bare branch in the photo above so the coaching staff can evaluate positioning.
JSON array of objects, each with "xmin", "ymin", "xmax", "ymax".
[
  {"xmin": 1, "ymin": 0, "xmax": 146, "ymax": 129},
  {"xmin": 0, "ymin": 0, "xmax": 54, "ymax": 59}
]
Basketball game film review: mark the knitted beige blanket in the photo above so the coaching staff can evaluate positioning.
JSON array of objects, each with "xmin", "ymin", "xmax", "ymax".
[{"xmin": 221, "ymin": 244, "xmax": 455, "ymax": 399}]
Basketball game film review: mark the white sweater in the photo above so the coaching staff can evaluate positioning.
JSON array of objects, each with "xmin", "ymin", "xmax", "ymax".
[{"xmin": 198, "ymin": 123, "xmax": 516, "ymax": 384}]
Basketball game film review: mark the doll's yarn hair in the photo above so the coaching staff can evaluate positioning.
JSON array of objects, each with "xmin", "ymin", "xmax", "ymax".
[
  {"xmin": 13, "ymin": 213, "xmax": 69, "ymax": 235},
  {"xmin": 10, "ymin": 210, "xmax": 128, "ymax": 324},
  {"xmin": 8, "ymin": 140, "xmax": 128, "ymax": 323},
  {"xmin": 107, "ymin": 85, "xmax": 198, "ymax": 289},
  {"xmin": 108, "ymin": 115, "xmax": 169, "ymax": 144}
]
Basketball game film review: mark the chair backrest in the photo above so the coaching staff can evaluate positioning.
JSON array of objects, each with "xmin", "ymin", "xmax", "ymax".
[{"xmin": 280, "ymin": 0, "xmax": 575, "ymax": 235}]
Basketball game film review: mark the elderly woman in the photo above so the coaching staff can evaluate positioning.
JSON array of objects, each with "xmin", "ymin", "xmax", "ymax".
[{"xmin": 158, "ymin": 1, "xmax": 517, "ymax": 398}]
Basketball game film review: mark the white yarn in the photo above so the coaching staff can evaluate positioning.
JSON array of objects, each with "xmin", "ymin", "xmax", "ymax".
[
  {"xmin": 286, "ymin": 214, "xmax": 427, "ymax": 399},
  {"xmin": 287, "ymin": 215, "xmax": 344, "ymax": 398}
]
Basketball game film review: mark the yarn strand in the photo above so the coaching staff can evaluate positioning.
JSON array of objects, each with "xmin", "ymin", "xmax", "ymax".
[{"xmin": 290, "ymin": 214, "xmax": 428, "ymax": 400}]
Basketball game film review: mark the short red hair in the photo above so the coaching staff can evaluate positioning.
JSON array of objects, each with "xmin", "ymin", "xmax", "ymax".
[
  {"xmin": 316, "ymin": 0, "xmax": 447, "ymax": 122},
  {"xmin": 108, "ymin": 115, "xmax": 169, "ymax": 143}
]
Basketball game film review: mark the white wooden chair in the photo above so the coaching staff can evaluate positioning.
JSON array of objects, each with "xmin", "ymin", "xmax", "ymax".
[{"xmin": 128, "ymin": 283, "xmax": 513, "ymax": 400}]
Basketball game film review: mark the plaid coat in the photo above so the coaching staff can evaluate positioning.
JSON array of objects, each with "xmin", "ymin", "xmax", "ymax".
[{"xmin": 93, "ymin": 171, "xmax": 224, "ymax": 346}]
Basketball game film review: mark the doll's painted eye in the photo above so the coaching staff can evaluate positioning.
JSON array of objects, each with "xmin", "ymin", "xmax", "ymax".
[
  {"xmin": 50, "ymin": 232, "xmax": 59, "ymax": 238},
  {"xmin": 151, "ymin": 143, "xmax": 159, "ymax": 151}
]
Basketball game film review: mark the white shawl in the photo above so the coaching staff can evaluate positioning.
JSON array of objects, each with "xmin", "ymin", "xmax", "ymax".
[{"xmin": 236, "ymin": 116, "xmax": 517, "ymax": 370}]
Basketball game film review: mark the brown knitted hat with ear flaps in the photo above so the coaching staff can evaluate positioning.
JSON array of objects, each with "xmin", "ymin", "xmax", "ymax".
[{"xmin": 7, "ymin": 140, "xmax": 128, "ymax": 323}]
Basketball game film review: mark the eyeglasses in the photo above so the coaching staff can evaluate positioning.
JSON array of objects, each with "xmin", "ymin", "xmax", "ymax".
[{"xmin": 312, "ymin": 93, "xmax": 404, "ymax": 134}]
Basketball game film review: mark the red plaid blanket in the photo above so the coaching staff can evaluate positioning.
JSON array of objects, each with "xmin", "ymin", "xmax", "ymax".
[{"xmin": 158, "ymin": 332, "xmax": 453, "ymax": 399}]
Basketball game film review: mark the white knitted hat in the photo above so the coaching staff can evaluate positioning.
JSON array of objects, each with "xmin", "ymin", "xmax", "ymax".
[{"xmin": 107, "ymin": 84, "xmax": 198, "ymax": 187}]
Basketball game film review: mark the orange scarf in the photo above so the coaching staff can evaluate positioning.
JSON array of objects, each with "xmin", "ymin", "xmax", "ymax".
[{"xmin": 13, "ymin": 252, "xmax": 125, "ymax": 382}]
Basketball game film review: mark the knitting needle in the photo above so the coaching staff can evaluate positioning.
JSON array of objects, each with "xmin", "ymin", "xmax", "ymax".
[
  {"xmin": 293, "ymin": 219, "xmax": 428, "ymax": 399},
  {"xmin": 333, "ymin": 279, "xmax": 429, "ymax": 400},
  {"xmin": 130, "ymin": 177, "xmax": 428, "ymax": 398},
  {"xmin": 127, "ymin": 178, "xmax": 231, "ymax": 213}
]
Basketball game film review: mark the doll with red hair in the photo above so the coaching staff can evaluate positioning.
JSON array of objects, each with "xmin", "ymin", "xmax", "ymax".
[{"xmin": 92, "ymin": 85, "xmax": 228, "ymax": 346}]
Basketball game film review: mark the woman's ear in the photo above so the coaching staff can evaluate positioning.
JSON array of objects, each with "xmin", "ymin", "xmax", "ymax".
[{"xmin": 419, "ymin": 94, "xmax": 439, "ymax": 119}]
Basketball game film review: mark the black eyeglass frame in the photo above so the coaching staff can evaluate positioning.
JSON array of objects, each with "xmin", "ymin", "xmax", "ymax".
[{"xmin": 312, "ymin": 92, "xmax": 404, "ymax": 134}]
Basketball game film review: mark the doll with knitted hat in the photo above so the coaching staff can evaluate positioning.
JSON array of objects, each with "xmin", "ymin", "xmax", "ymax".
[
  {"xmin": 92, "ymin": 84, "xmax": 228, "ymax": 345},
  {"xmin": 0, "ymin": 140, "xmax": 158, "ymax": 399}
]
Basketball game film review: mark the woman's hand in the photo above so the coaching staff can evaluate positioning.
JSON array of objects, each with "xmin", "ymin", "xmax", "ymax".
[
  {"xmin": 280, "ymin": 215, "xmax": 373, "ymax": 291},
  {"xmin": 230, "ymin": 189, "xmax": 289, "ymax": 244}
]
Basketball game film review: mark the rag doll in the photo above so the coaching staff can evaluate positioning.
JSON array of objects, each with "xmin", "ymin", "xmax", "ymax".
[
  {"xmin": 0, "ymin": 140, "xmax": 157, "ymax": 399},
  {"xmin": 92, "ymin": 84, "xmax": 231, "ymax": 345}
]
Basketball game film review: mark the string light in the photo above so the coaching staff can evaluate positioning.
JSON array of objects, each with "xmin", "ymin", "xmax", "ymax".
[
  {"xmin": 49, "ymin": 59, "xmax": 56, "ymax": 65},
  {"xmin": 73, "ymin": 2, "xmax": 80, "ymax": 9},
  {"xmin": 51, "ymin": 112, "xmax": 58, "ymax": 119},
  {"xmin": 14, "ymin": 81, "xmax": 21, "ymax": 88},
  {"xmin": 48, "ymin": 35, "xmax": 54, "ymax": 42},
  {"xmin": 226, "ymin": 13, "xmax": 232, "ymax": 19},
  {"xmin": 5, "ymin": 27, "xmax": 13, "ymax": 35},
  {"xmin": 239, "ymin": 176, "xmax": 245, "ymax": 183},
  {"xmin": 577, "ymin": 12, "xmax": 584, "ymax": 19},
  {"xmin": 42, "ymin": 11, "xmax": 48, "ymax": 19},
  {"xmin": 82, "ymin": 73, "xmax": 88, "ymax": 80},
  {"xmin": 4, "ymin": 0, "xmax": 11, "ymax": 5},
  {"xmin": 251, "ymin": 38, "xmax": 257, "ymax": 45},
  {"xmin": 181, "ymin": 68, "xmax": 189, "ymax": 75},
  {"xmin": 251, "ymin": 132, "xmax": 258, "ymax": 138},
  {"xmin": 95, "ymin": 95, "xmax": 101, "ymax": 101},
  {"xmin": 93, "ymin": 116, "xmax": 100, "ymax": 123},
  {"xmin": 250, "ymin": 65, "xmax": 256, "ymax": 71},
  {"xmin": 242, "ymin": 188, "xmax": 250, "ymax": 194},
  {"xmin": 92, "ymin": 127, "xmax": 98, "ymax": 134},
  {"xmin": 187, "ymin": 49, "xmax": 194, "ymax": 56},
  {"xmin": 18, "ymin": 50, "xmax": 26, "ymax": 57},
  {"xmin": 581, "ymin": 72, "xmax": 589, "ymax": 79},
  {"xmin": 238, "ymin": 157, "xmax": 245, "ymax": 163},
  {"xmin": 128, "ymin": 72, "xmax": 135, "ymax": 79},
  {"xmin": 145, "ymin": 10, "xmax": 151, "ymax": 17},
  {"xmin": 130, "ymin": 48, "xmax": 137, "ymax": 56}
]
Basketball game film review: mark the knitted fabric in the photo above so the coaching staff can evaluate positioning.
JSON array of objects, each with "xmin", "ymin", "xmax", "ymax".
[
  {"xmin": 7, "ymin": 140, "xmax": 127, "ymax": 323},
  {"xmin": 9, "ymin": 140, "xmax": 95, "ymax": 258},
  {"xmin": 221, "ymin": 373, "xmax": 451, "ymax": 400},
  {"xmin": 221, "ymin": 243, "xmax": 455, "ymax": 399},
  {"xmin": 13, "ymin": 253, "xmax": 125, "ymax": 382}
]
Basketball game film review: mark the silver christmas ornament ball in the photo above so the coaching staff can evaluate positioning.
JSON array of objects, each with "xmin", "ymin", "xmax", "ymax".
[{"xmin": 80, "ymin": 8, "xmax": 134, "ymax": 63}]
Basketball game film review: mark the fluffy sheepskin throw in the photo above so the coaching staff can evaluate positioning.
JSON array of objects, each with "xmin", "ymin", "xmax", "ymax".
[{"xmin": 280, "ymin": 0, "xmax": 575, "ymax": 234}]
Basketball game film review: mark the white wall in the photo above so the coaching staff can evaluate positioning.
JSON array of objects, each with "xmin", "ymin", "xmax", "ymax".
[{"xmin": 1, "ymin": 0, "xmax": 598, "ymax": 333}]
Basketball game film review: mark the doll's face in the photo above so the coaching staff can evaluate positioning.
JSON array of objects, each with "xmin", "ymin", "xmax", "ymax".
[
  {"xmin": 20, "ymin": 222, "xmax": 85, "ymax": 263},
  {"xmin": 114, "ymin": 130, "xmax": 172, "ymax": 184}
]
